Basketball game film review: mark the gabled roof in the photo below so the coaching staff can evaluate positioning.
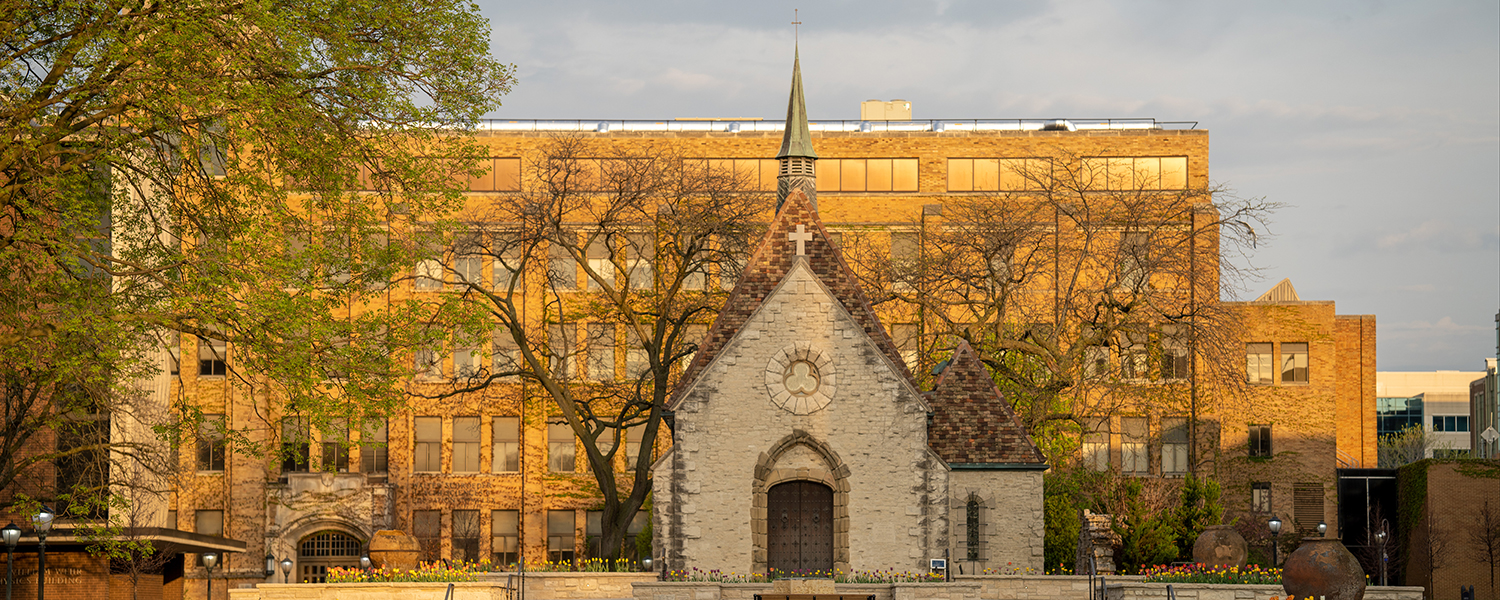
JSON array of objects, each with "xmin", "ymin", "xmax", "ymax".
[
  {"xmin": 1255, "ymin": 278, "xmax": 1301, "ymax": 302},
  {"xmin": 926, "ymin": 341, "xmax": 1047, "ymax": 467},
  {"xmin": 670, "ymin": 189, "xmax": 913, "ymax": 408},
  {"xmin": 775, "ymin": 48, "xmax": 817, "ymax": 160}
]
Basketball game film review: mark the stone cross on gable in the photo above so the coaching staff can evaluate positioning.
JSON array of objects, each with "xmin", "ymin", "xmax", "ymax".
[{"xmin": 788, "ymin": 224, "xmax": 813, "ymax": 256}]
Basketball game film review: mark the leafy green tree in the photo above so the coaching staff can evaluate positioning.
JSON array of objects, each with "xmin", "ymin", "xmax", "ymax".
[
  {"xmin": 0, "ymin": 0, "xmax": 512, "ymax": 509},
  {"xmin": 1113, "ymin": 479, "xmax": 1180, "ymax": 574},
  {"xmin": 1172, "ymin": 475, "xmax": 1224, "ymax": 560}
]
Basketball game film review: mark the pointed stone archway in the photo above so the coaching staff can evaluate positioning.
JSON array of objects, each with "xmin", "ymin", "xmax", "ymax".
[{"xmin": 752, "ymin": 430, "xmax": 850, "ymax": 574}]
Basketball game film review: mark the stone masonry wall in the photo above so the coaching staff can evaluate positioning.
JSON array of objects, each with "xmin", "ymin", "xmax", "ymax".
[
  {"xmin": 663, "ymin": 260, "xmax": 942, "ymax": 573},
  {"xmin": 948, "ymin": 470, "xmax": 1043, "ymax": 572}
]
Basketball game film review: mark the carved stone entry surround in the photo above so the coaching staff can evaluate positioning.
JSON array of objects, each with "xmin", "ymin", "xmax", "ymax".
[{"xmin": 752, "ymin": 430, "xmax": 851, "ymax": 574}]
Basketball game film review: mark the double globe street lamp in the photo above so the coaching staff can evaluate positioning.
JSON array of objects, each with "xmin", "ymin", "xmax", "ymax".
[
  {"xmin": 31, "ymin": 509, "xmax": 53, "ymax": 600},
  {"xmin": 1268, "ymin": 516, "xmax": 1283, "ymax": 566},
  {"xmin": 202, "ymin": 553, "xmax": 219, "ymax": 600}
]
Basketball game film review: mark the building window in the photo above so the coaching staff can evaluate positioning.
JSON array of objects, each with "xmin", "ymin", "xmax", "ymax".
[
  {"xmin": 414, "ymin": 416, "xmax": 442, "ymax": 472},
  {"xmin": 1433, "ymin": 415, "xmax": 1470, "ymax": 432},
  {"xmin": 550, "ymin": 234, "xmax": 577, "ymax": 291},
  {"xmin": 1083, "ymin": 418, "xmax": 1110, "ymax": 471},
  {"xmin": 1246, "ymin": 343, "xmax": 1273, "ymax": 385},
  {"xmin": 414, "ymin": 233, "xmax": 443, "ymax": 291},
  {"xmin": 281, "ymin": 417, "xmax": 310, "ymax": 472},
  {"xmin": 493, "ymin": 417, "xmax": 520, "ymax": 472},
  {"xmin": 965, "ymin": 497, "xmax": 984, "ymax": 562},
  {"xmin": 1118, "ymin": 330, "xmax": 1149, "ymax": 380},
  {"xmin": 625, "ymin": 426, "xmax": 647, "ymax": 468},
  {"xmin": 1122, "ymin": 417, "xmax": 1149, "ymax": 475},
  {"xmin": 194, "ymin": 509, "xmax": 223, "ymax": 566},
  {"xmin": 587, "ymin": 323, "xmax": 616, "ymax": 382},
  {"xmin": 717, "ymin": 235, "xmax": 749, "ymax": 291},
  {"xmin": 586, "ymin": 510, "xmax": 604, "ymax": 558},
  {"xmin": 198, "ymin": 337, "xmax": 227, "ymax": 376},
  {"xmin": 453, "ymin": 232, "xmax": 484, "ymax": 287},
  {"xmin": 360, "ymin": 419, "xmax": 388, "ymax": 474},
  {"xmin": 1084, "ymin": 345, "xmax": 1110, "ymax": 380},
  {"xmin": 415, "ymin": 348, "xmax": 443, "ymax": 380},
  {"xmin": 197, "ymin": 414, "xmax": 226, "ymax": 471},
  {"xmin": 413, "ymin": 510, "xmax": 441, "ymax": 562},
  {"xmin": 891, "ymin": 232, "xmax": 918, "ymax": 292},
  {"xmin": 492, "ymin": 330, "xmax": 520, "ymax": 378},
  {"xmin": 625, "ymin": 329, "xmax": 649, "ymax": 379},
  {"xmin": 1160, "ymin": 324, "xmax": 1189, "ymax": 381},
  {"xmin": 699, "ymin": 158, "xmax": 779, "ymax": 192},
  {"xmin": 548, "ymin": 510, "xmax": 576, "ymax": 563},
  {"xmin": 818, "ymin": 158, "xmax": 919, "ymax": 192},
  {"xmin": 452, "ymin": 510, "xmax": 480, "ymax": 562},
  {"xmin": 585, "ymin": 235, "xmax": 615, "ymax": 291},
  {"xmin": 453, "ymin": 346, "xmax": 478, "ymax": 380},
  {"xmin": 1080, "ymin": 157, "xmax": 1188, "ymax": 191},
  {"xmin": 453, "ymin": 416, "xmax": 480, "ymax": 473},
  {"xmin": 1161, "ymin": 417, "xmax": 1189, "ymax": 475},
  {"xmin": 891, "ymin": 324, "xmax": 920, "ymax": 370},
  {"xmin": 168, "ymin": 344, "xmax": 181, "ymax": 376},
  {"xmin": 624, "ymin": 511, "xmax": 649, "ymax": 560},
  {"xmin": 945, "ymin": 158, "xmax": 1047, "ymax": 192},
  {"xmin": 1280, "ymin": 342, "xmax": 1308, "ymax": 383},
  {"xmin": 548, "ymin": 422, "xmax": 576, "ymax": 472},
  {"xmin": 1293, "ymin": 483, "xmax": 1323, "ymax": 533},
  {"xmin": 681, "ymin": 324, "xmax": 708, "ymax": 371},
  {"xmin": 465, "ymin": 158, "xmax": 522, "ymax": 192},
  {"xmin": 320, "ymin": 418, "xmax": 349, "ymax": 472},
  {"xmin": 493, "ymin": 234, "xmax": 521, "ymax": 292},
  {"xmin": 627, "ymin": 232, "xmax": 654, "ymax": 290},
  {"xmin": 1376, "ymin": 396, "xmax": 1425, "ymax": 436},
  {"xmin": 549, "ymin": 323, "xmax": 576, "ymax": 380},
  {"xmin": 492, "ymin": 509, "xmax": 520, "ymax": 567},
  {"xmin": 1251, "ymin": 482, "xmax": 1272, "ymax": 514},
  {"xmin": 1118, "ymin": 231, "xmax": 1149, "ymax": 291},
  {"xmin": 1249, "ymin": 425, "xmax": 1272, "ymax": 459}
]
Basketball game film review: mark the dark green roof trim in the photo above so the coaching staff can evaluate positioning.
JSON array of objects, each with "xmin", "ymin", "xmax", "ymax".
[
  {"xmin": 776, "ymin": 48, "xmax": 818, "ymax": 160},
  {"xmin": 949, "ymin": 462, "xmax": 1050, "ymax": 471}
]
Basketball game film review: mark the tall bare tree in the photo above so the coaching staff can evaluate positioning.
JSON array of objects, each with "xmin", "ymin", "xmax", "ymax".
[
  {"xmin": 837, "ymin": 147, "xmax": 1276, "ymax": 467},
  {"xmin": 1472, "ymin": 500, "xmax": 1500, "ymax": 593},
  {"xmin": 418, "ymin": 136, "xmax": 765, "ymax": 560}
]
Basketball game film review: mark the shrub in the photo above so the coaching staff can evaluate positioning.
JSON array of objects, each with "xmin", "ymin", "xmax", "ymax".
[{"xmin": 327, "ymin": 561, "xmax": 478, "ymax": 583}]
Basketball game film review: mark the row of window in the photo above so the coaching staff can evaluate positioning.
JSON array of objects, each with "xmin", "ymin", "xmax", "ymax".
[
  {"xmin": 193, "ymin": 415, "xmax": 650, "ymax": 475},
  {"xmin": 411, "ymin": 508, "xmax": 647, "ymax": 565},
  {"xmin": 1081, "ymin": 416, "xmax": 1192, "ymax": 475},
  {"xmin": 1249, "ymin": 482, "xmax": 1326, "ymax": 533},
  {"xmin": 348, "ymin": 156, "xmax": 1190, "ymax": 194},
  {"xmin": 1246, "ymin": 342, "xmax": 1308, "ymax": 385}
]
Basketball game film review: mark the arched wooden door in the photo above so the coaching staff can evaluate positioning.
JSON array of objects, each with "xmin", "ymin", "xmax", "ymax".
[
  {"xmin": 298, "ymin": 530, "xmax": 363, "ymax": 583},
  {"xmin": 767, "ymin": 480, "xmax": 833, "ymax": 574}
]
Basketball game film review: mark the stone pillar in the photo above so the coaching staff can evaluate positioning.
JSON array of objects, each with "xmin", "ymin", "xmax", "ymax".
[{"xmin": 1075, "ymin": 509, "xmax": 1119, "ymax": 575}]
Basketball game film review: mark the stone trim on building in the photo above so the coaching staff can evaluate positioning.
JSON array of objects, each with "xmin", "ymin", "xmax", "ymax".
[{"xmin": 751, "ymin": 430, "xmax": 853, "ymax": 573}]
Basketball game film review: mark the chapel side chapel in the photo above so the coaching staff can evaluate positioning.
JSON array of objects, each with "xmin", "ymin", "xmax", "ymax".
[{"xmin": 652, "ymin": 53, "xmax": 1047, "ymax": 575}]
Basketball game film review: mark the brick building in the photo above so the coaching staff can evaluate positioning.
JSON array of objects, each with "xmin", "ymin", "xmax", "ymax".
[{"xmin": 53, "ymin": 51, "xmax": 1375, "ymax": 597}]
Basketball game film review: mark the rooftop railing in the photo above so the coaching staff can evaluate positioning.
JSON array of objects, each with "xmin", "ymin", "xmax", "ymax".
[{"xmin": 475, "ymin": 118, "xmax": 1199, "ymax": 133}]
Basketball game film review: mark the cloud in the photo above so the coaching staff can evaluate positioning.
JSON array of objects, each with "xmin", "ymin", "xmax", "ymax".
[
  {"xmin": 1384, "ymin": 316, "xmax": 1490, "ymax": 334},
  {"xmin": 1374, "ymin": 221, "xmax": 1500, "ymax": 253}
]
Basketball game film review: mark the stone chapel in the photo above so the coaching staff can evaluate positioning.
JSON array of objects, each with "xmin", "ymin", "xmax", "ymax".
[{"xmin": 651, "ymin": 50, "xmax": 1048, "ymax": 576}]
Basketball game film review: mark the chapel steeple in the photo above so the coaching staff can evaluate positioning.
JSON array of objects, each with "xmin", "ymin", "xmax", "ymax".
[{"xmin": 776, "ymin": 47, "xmax": 818, "ymax": 212}]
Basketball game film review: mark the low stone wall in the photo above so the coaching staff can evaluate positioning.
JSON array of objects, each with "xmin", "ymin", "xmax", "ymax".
[
  {"xmin": 480, "ymin": 572, "xmax": 659, "ymax": 599},
  {"xmin": 954, "ymin": 574, "xmax": 1142, "ymax": 600},
  {"xmin": 1103, "ymin": 581, "xmax": 1426, "ymax": 600},
  {"xmin": 630, "ymin": 582, "xmax": 979, "ymax": 600},
  {"xmin": 228, "ymin": 582, "xmax": 506, "ymax": 600}
]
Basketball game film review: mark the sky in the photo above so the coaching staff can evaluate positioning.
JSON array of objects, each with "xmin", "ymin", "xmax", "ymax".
[{"xmin": 471, "ymin": 0, "xmax": 1500, "ymax": 372}]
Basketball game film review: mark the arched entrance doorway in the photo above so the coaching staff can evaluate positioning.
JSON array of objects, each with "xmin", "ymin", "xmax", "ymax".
[
  {"xmin": 298, "ymin": 530, "xmax": 363, "ymax": 583},
  {"xmin": 767, "ymin": 480, "xmax": 833, "ymax": 574}
]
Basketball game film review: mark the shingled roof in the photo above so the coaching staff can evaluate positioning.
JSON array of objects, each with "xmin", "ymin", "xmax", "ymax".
[
  {"xmin": 669, "ymin": 189, "xmax": 916, "ymax": 408},
  {"xmin": 926, "ymin": 341, "xmax": 1047, "ymax": 468}
]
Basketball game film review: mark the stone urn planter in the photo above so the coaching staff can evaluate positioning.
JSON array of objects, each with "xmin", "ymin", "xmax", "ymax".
[
  {"xmin": 367, "ymin": 529, "xmax": 421, "ymax": 571},
  {"xmin": 1191, "ymin": 525, "xmax": 1248, "ymax": 567},
  {"xmin": 1282, "ymin": 538, "xmax": 1366, "ymax": 600}
]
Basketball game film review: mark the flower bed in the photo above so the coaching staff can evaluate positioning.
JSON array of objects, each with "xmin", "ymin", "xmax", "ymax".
[
  {"xmin": 326, "ymin": 561, "xmax": 478, "ymax": 583},
  {"xmin": 661, "ymin": 567, "xmax": 945, "ymax": 583},
  {"xmin": 1140, "ymin": 563, "xmax": 1281, "ymax": 584}
]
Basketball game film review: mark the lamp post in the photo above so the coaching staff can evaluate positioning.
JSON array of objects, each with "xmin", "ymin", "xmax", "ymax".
[
  {"xmin": 1317, "ymin": 521, "xmax": 1327, "ymax": 537},
  {"xmin": 3, "ymin": 523, "xmax": 20, "ymax": 600},
  {"xmin": 202, "ymin": 553, "xmax": 218, "ymax": 600},
  {"xmin": 31, "ymin": 508, "xmax": 53, "ymax": 600},
  {"xmin": 264, "ymin": 554, "xmax": 276, "ymax": 580},
  {"xmin": 1268, "ymin": 516, "xmax": 1282, "ymax": 567},
  {"xmin": 359, "ymin": 554, "xmax": 371, "ymax": 577},
  {"xmin": 279, "ymin": 557, "xmax": 293, "ymax": 584},
  {"xmin": 1375, "ymin": 526, "xmax": 1388, "ymax": 586}
]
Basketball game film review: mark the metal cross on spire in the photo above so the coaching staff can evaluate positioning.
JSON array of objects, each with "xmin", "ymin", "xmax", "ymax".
[{"xmin": 792, "ymin": 9, "xmax": 801, "ymax": 44}]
